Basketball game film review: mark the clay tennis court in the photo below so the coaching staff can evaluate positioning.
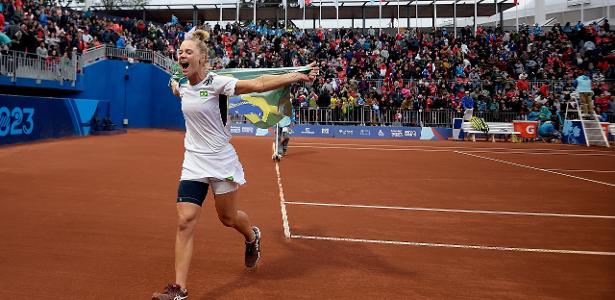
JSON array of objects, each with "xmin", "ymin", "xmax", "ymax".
[{"xmin": 1, "ymin": 129, "xmax": 614, "ymax": 299}]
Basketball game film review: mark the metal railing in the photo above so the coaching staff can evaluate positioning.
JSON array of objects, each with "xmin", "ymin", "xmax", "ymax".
[
  {"xmin": 80, "ymin": 45, "xmax": 107, "ymax": 67},
  {"xmin": 81, "ymin": 44, "xmax": 174, "ymax": 71},
  {"xmin": 0, "ymin": 45, "xmax": 171, "ymax": 85},
  {"xmin": 0, "ymin": 50, "xmax": 77, "ymax": 84},
  {"xmin": 153, "ymin": 51, "xmax": 176, "ymax": 73},
  {"xmin": 81, "ymin": 45, "xmax": 158, "ymax": 69},
  {"xmin": 104, "ymin": 46, "xmax": 153, "ymax": 62},
  {"xmin": 230, "ymin": 107, "xmax": 523, "ymax": 128},
  {"xmin": 364, "ymin": 78, "xmax": 612, "ymax": 95}
]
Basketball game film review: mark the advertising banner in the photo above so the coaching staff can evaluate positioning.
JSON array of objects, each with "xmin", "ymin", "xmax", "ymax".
[
  {"xmin": 513, "ymin": 121, "xmax": 539, "ymax": 139},
  {"xmin": 0, "ymin": 95, "xmax": 100, "ymax": 145},
  {"xmin": 228, "ymin": 123, "xmax": 451, "ymax": 140}
]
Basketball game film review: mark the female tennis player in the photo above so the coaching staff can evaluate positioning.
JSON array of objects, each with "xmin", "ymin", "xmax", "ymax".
[{"xmin": 152, "ymin": 30, "xmax": 318, "ymax": 300}]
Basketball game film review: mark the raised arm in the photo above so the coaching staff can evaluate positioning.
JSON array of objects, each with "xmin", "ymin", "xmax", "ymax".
[{"xmin": 235, "ymin": 62, "xmax": 319, "ymax": 95}]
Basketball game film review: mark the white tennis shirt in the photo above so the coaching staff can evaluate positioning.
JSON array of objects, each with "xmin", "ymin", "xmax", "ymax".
[{"xmin": 178, "ymin": 72, "xmax": 238, "ymax": 153}]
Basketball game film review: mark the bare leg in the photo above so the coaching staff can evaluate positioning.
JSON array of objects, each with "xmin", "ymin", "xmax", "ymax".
[
  {"xmin": 175, "ymin": 202, "xmax": 202, "ymax": 289},
  {"xmin": 214, "ymin": 190, "xmax": 256, "ymax": 242}
]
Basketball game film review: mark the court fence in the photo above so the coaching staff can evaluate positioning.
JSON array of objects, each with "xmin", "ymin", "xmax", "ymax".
[
  {"xmin": 231, "ymin": 107, "xmax": 615, "ymax": 127},
  {"xmin": 230, "ymin": 107, "xmax": 530, "ymax": 128}
]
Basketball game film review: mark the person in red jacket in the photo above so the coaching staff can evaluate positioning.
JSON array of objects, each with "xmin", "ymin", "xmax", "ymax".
[
  {"xmin": 539, "ymin": 82, "xmax": 549, "ymax": 97},
  {"xmin": 594, "ymin": 91, "xmax": 611, "ymax": 112},
  {"xmin": 516, "ymin": 73, "xmax": 529, "ymax": 91}
]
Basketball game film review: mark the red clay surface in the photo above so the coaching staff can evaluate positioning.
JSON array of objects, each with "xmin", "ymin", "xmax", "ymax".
[{"xmin": 1, "ymin": 129, "xmax": 614, "ymax": 299}]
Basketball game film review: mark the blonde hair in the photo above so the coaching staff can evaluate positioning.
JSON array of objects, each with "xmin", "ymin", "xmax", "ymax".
[{"xmin": 189, "ymin": 29, "xmax": 210, "ymax": 55}]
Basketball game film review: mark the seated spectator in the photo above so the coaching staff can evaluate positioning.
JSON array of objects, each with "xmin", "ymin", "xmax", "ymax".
[{"xmin": 595, "ymin": 106, "xmax": 608, "ymax": 122}]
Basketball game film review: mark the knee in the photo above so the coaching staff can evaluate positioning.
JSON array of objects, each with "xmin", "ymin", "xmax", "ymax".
[
  {"xmin": 177, "ymin": 212, "xmax": 198, "ymax": 232},
  {"xmin": 217, "ymin": 213, "xmax": 236, "ymax": 228}
]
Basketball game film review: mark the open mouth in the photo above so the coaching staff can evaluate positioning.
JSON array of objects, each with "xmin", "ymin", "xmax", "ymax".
[{"xmin": 180, "ymin": 61, "xmax": 190, "ymax": 69}]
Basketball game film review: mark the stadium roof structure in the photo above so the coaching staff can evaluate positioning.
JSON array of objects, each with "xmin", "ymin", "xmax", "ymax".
[{"xmin": 82, "ymin": 0, "xmax": 516, "ymax": 26}]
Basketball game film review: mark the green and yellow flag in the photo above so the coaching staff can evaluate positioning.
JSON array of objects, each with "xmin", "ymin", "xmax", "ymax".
[{"xmin": 170, "ymin": 65, "xmax": 309, "ymax": 129}]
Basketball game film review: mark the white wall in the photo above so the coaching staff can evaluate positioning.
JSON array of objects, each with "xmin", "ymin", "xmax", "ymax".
[{"xmin": 497, "ymin": 0, "xmax": 615, "ymax": 26}]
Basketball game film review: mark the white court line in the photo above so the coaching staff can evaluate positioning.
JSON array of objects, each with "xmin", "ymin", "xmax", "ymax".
[
  {"xmin": 456, "ymin": 151, "xmax": 615, "ymax": 187},
  {"xmin": 465, "ymin": 150, "xmax": 615, "ymax": 157},
  {"xmin": 284, "ymin": 201, "xmax": 615, "ymax": 219},
  {"xmin": 275, "ymin": 162, "xmax": 292, "ymax": 239},
  {"xmin": 293, "ymin": 141, "xmax": 615, "ymax": 154},
  {"xmin": 291, "ymin": 234, "xmax": 615, "ymax": 256},
  {"xmin": 544, "ymin": 168, "xmax": 615, "ymax": 173},
  {"xmin": 290, "ymin": 145, "xmax": 615, "ymax": 157}
]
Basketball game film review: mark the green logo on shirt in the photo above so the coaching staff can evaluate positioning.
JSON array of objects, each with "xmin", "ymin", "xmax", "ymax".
[{"xmin": 200, "ymin": 90, "xmax": 208, "ymax": 97}]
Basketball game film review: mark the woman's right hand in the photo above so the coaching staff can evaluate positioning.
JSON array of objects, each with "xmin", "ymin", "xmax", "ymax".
[
  {"xmin": 297, "ymin": 62, "xmax": 319, "ymax": 82},
  {"xmin": 171, "ymin": 80, "xmax": 180, "ymax": 96}
]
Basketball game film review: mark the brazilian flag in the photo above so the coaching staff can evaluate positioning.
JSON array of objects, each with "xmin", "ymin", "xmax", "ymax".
[{"xmin": 170, "ymin": 65, "xmax": 309, "ymax": 129}]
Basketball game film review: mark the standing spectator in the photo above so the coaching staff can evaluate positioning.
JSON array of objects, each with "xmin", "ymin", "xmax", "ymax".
[
  {"xmin": 35, "ymin": 42, "xmax": 47, "ymax": 58},
  {"xmin": 59, "ymin": 51, "xmax": 71, "ymax": 79},
  {"xmin": 116, "ymin": 33, "xmax": 125, "ymax": 48},
  {"xmin": 461, "ymin": 91, "xmax": 474, "ymax": 121},
  {"xmin": 82, "ymin": 30, "xmax": 93, "ymax": 47},
  {"xmin": 125, "ymin": 40, "xmax": 136, "ymax": 53}
]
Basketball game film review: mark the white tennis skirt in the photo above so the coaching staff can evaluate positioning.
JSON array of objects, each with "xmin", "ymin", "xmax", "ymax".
[{"xmin": 180, "ymin": 143, "xmax": 246, "ymax": 185}]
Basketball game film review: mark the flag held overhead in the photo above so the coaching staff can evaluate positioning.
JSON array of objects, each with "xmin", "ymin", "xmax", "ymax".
[{"xmin": 170, "ymin": 66, "xmax": 310, "ymax": 129}]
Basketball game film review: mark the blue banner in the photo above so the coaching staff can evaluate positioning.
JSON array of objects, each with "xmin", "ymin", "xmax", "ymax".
[
  {"xmin": 561, "ymin": 120, "xmax": 613, "ymax": 144},
  {"xmin": 291, "ymin": 125, "xmax": 335, "ymax": 137},
  {"xmin": 561, "ymin": 120, "xmax": 586, "ymax": 145},
  {"xmin": 451, "ymin": 118, "xmax": 465, "ymax": 140},
  {"xmin": 0, "ymin": 95, "xmax": 102, "ymax": 145},
  {"xmin": 228, "ymin": 123, "xmax": 451, "ymax": 140}
]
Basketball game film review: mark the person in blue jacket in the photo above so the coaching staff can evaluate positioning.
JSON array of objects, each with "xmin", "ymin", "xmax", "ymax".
[
  {"xmin": 461, "ymin": 91, "xmax": 474, "ymax": 121},
  {"xmin": 573, "ymin": 71, "xmax": 594, "ymax": 117}
]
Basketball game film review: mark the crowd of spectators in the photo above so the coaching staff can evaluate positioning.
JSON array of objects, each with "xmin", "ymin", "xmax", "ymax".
[
  {"xmin": 0, "ymin": 0, "xmax": 178, "ymax": 60},
  {"xmin": 228, "ymin": 21, "xmax": 614, "ymax": 125},
  {"xmin": 1, "ymin": 0, "xmax": 614, "ymax": 126}
]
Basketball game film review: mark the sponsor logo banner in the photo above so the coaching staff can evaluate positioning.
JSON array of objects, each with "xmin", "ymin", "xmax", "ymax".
[
  {"xmin": 228, "ymin": 124, "xmax": 450, "ymax": 140},
  {"xmin": 513, "ymin": 121, "xmax": 539, "ymax": 138}
]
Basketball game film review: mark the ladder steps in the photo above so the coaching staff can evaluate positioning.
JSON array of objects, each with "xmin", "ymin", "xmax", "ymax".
[{"xmin": 564, "ymin": 96, "xmax": 609, "ymax": 147}]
